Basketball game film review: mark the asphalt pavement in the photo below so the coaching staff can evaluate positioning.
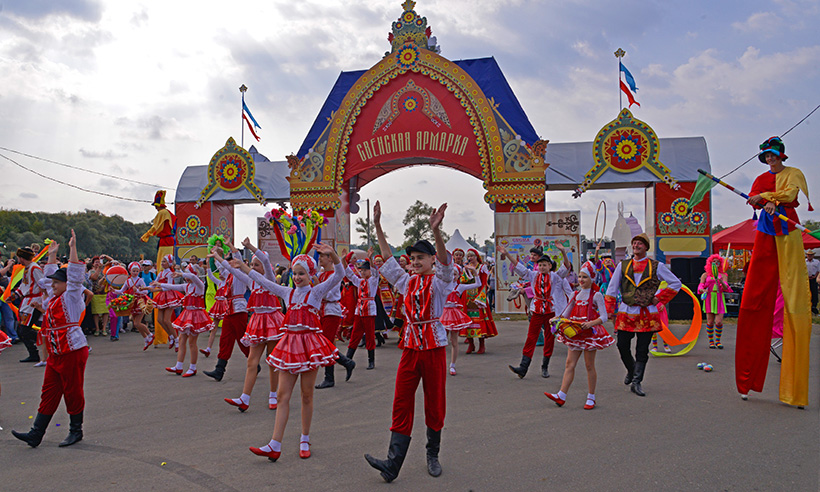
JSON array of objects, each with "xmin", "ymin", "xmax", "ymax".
[{"xmin": 1, "ymin": 320, "xmax": 817, "ymax": 491}]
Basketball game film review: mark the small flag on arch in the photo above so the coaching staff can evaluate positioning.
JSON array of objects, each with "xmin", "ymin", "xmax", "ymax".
[
  {"xmin": 242, "ymin": 101, "xmax": 261, "ymax": 141},
  {"xmin": 619, "ymin": 62, "xmax": 640, "ymax": 107}
]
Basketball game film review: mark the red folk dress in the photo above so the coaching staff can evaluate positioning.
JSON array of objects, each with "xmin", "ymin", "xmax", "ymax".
[{"xmin": 556, "ymin": 289, "xmax": 614, "ymax": 351}]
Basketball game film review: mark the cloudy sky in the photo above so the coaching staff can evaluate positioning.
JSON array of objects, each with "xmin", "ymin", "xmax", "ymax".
[{"xmin": 1, "ymin": 0, "xmax": 818, "ymax": 248}]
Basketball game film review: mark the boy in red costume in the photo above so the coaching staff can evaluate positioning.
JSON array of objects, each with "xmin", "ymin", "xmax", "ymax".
[
  {"xmin": 13, "ymin": 230, "xmax": 88, "ymax": 447},
  {"xmin": 365, "ymin": 201, "xmax": 452, "ymax": 482}
]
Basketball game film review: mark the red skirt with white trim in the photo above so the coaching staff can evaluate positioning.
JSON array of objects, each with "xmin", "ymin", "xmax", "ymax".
[
  {"xmin": 208, "ymin": 297, "xmax": 229, "ymax": 320},
  {"xmin": 557, "ymin": 326, "xmax": 615, "ymax": 351},
  {"xmin": 266, "ymin": 330, "xmax": 338, "ymax": 374},
  {"xmin": 154, "ymin": 290, "xmax": 183, "ymax": 309},
  {"xmin": 441, "ymin": 305, "xmax": 472, "ymax": 332},
  {"xmin": 0, "ymin": 329, "xmax": 11, "ymax": 353},
  {"xmin": 172, "ymin": 308, "xmax": 214, "ymax": 335},
  {"xmin": 241, "ymin": 311, "xmax": 285, "ymax": 347}
]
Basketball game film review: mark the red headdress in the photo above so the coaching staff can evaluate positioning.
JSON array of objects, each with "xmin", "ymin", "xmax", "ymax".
[
  {"xmin": 128, "ymin": 261, "xmax": 141, "ymax": 272},
  {"xmin": 292, "ymin": 254, "xmax": 317, "ymax": 277},
  {"xmin": 163, "ymin": 254, "xmax": 175, "ymax": 267}
]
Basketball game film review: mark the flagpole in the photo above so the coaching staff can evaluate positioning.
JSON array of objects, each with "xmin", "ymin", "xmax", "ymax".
[
  {"xmin": 239, "ymin": 84, "xmax": 248, "ymax": 148},
  {"xmin": 614, "ymin": 48, "xmax": 625, "ymax": 111}
]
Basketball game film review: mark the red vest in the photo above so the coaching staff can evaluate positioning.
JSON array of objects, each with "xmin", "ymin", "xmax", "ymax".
[
  {"xmin": 532, "ymin": 272, "xmax": 553, "ymax": 314},
  {"xmin": 44, "ymin": 295, "xmax": 87, "ymax": 356},
  {"xmin": 248, "ymin": 284, "xmax": 281, "ymax": 313},
  {"xmin": 401, "ymin": 274, "xmax": 441, "ymax": 351}
]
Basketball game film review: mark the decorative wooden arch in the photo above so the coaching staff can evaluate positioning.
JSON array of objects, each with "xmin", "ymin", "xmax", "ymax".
[{"xmin": 287, "ymin": 0, "xmax": 548, "ymax": 215}]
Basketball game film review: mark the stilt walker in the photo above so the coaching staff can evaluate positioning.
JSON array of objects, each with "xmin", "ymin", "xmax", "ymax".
[
  {"xmin": 13, "ymin": 231, "xmax": 89, "ymax": 448},
  {"xmin": 736, "ymin": 137, "xmax": 812, "ymax": 406},
  {"xmin": 140, "ymin": 190, "xmax": 176, "ymax": 345},
  {"xmin": 365, "ymin": 201, "xmax": 453, "ymax": 482}
]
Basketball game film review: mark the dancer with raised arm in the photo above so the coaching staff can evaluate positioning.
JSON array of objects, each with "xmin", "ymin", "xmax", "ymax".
[
  {"xmin": 13, "ymin": 231, "xmax": 89, "ymax": 447},
  {"xmin": 365, "ymin": 201, "xmax": 453, "ymax": 482}
]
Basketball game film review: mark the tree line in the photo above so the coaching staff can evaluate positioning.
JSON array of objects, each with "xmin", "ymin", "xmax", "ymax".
[{"xmin": 0, "ymin": 209, "xmax": 158, "ymax": 261}]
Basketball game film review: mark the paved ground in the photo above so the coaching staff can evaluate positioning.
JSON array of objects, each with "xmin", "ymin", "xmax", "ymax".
[{"xmin": 1, "ymin": 320, "xmax": 818, "ymax": 491}]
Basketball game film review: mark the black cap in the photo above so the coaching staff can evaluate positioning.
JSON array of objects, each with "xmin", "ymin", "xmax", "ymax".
[
  {"xmin": 359, "ymin": 260, "xmax": 371, "ymax": 270},
  {"xmin": 535, "ymin": 254, "xmax": 552, "ymax": 264},
  {"xmin": 406, "ymin": 240, "xmax": 436, "ymax": 257},
  {"xmin": 47, "ymin": 267, "xmax": 68, "ymax": 282}
]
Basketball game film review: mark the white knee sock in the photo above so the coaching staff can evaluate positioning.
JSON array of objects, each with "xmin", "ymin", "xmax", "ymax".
[
  {"xmin": 586, "ymin": 393, "xmax": 595, "ymax": 405},
  {"xmin": 174, "ymin": 361, "xmax": 183, "ymax": 370},
  {"xmin": 557, "ymin": 390, "xmax": 567, "ymax": 400},
  {"xmin": 300, "ymin": 434, "xmax": 310, "ymax": 451},
  {"xmin": 269, "ymin": 391, "xmax": 277, "ymax": 404},
  {"xmin": 188, "ymin": 364, "xmax": 196, "ymax": 371}
]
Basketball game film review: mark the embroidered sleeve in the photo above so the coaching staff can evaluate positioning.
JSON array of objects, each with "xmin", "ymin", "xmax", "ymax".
[
  {"xmin": 248, "ymin": 269, "xmax": 292, "ymax": 300},
  {"xmin": 380, "ymin": 257, "xmax": 410, "ymax": 295},
  {"xmin": 253, "ymin": 250, "xmax": 276, "ymax": 281},
  {"xmin": 310, "ymin": 262, "xmax": 344, "ymax": 302}
]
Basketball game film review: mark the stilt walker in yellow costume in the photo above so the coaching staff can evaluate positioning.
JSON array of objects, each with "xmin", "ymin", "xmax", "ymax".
[
  {"xmin": 141, "ymin": 190, "xmax": 176, "ymax": 345},
  {"xmin": 737, "ymin": 137, "xmax": 812, "ymax": 407}
]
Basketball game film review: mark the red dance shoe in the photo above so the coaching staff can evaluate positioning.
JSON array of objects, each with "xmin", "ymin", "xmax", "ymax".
[
  {"xmin": 269, "ymin": 402, "xmax": 277, "ymax": 410},
  {"xmin": 143, "ymin": 334, "xmax": 154, "ymax": 351},
  {"xmin": 466, "ymin": 339, "xmax": 475, "ymax": 354},
  {"xmin": 299, "ymin": 441, "xmax": 311, "ymax": 459},
  {"xmin": 165, "ymin": 367, "xmax": 182, "ymax": 375},
  {"xmin": 583, "ymin": 401, "xmax": 596, "ymax": 410},
  {"xmin": 225, "ymin": 398, "xmax": 249, "ymax": 412},
  {"xmin": 181, "ymin": 370, "xmax": 196, "ymax": 378},
  {"xmin": 544, "ymin": 392, "xmax": 565, "ymax": 407},
  {"xmin": 250, "ymin": 446, "xmax": 280, "ymax": 462},
  {"xmin": 199, "ymin": 348, "xmax": 211, "ymax": 357}
]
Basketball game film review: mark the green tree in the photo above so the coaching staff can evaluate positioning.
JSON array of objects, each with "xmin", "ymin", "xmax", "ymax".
[
  {"xmin": 712, "ymin": 224, "xmax": 726, "ymax": 234},
  {"xmin": 400, "ymin": 200, "xmax": 449, "ymax": 249},
  {"xmin": 355, "ymin": 216, "xmax": 386, "ymax": 246}
]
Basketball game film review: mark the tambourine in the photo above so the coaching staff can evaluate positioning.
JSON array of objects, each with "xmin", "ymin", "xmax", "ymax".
[{"xmin": 550, "ymin": 317, "xmax": 583, "ymax": 339}]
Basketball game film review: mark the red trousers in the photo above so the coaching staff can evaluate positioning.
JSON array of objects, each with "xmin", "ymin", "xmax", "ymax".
[
  {"xmin": 217, "ymin": 312, "xmax": 250, "ymax": 360},
  {"xmin": 522, "ymin": 312, "xmax": 555, "ymax": 358},
  {"xmin": 38, "ymin": 347, "xmax": 89, "ymax": 415},
  {"xmin": 391, "ymin": 347, "xmax": 446, "ymax": 435},
  {"xmin": 321, "ymin": 315, "xmax": 341, "ymax": 344},
  {"xmin": 348, "ymin": 315, "xmax": 375, "ymax": 350}
]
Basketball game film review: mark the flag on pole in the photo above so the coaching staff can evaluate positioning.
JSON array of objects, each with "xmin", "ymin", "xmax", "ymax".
[
  {"xmin": 242, "ymin": 100, "xmax": 261, "ymax": 141},
  {"xmin": 685, "ymin": 173, "xmax": 718, "ymax": 213},
  {"xmin": 619, "ymin": 61, "xmax": 640, "ymax": 107},
  {"xmin": 619, "ymin": 62, "xmax": 638, "ymax": 92}
]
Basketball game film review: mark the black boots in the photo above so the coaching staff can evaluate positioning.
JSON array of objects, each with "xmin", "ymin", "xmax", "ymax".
[
  {"xmin": 541, "ymin": 356, "xmax": 550, "ymax": 378},
  {"xmin": 18, "ymin": 325, "xmax": 40, "ymax": 363},
  {"xmin": 59, "ymin": 412, "xmax": 83, "ymax": 447},
  {"xmin": 316, "ymin": 365, "xmax": 335, "ymax": 389},
  {"xmin": 204, "ymin": 358, "xmax": 227, "ymax": 381},
  {"xmin": 508, "ymin": 355, "xmax": 532, "ymax": 378},
  {"xmin": 375, "ymin": 331, "xmax": 385, "ymax": 347},
  {"xmin": 12, "ymin": 413, "xmax": 53, "ymax": 447},
  {"xmin": 426, "ymin": 427, "xmax": 442, "ymax": 477},
  {"xmin": 338, "ymin": 353, "xmax": 356, "ymax": 381},
  {"xmin": 367, "ymin": 350, "xmax": 375, "ymax": 370},
  {"xmin": 365, "ymin": 432, "xmax": 412, "ymax": 483},
  {"xmin": 631, "ymin": 360, "xmax": 646, "ymax": 397}
]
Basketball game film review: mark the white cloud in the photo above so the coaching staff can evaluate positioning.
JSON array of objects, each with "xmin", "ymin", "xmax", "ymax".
[{"xmin": 732, "ymin": 12, "xmax": 783, "ymax": 34}]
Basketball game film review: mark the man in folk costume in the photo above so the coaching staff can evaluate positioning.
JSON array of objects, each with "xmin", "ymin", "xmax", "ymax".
[
  {"xmin": 738, "ymin": 136, "xmax": 812, "ymax": 407},
  {"xmin": 500, "ymin": 243, "xmax": 570, "ymax": 379},
  {"xmin": 13, "ymin": 231, "xmax": 89, "ymax": 447},
  {"xmin": 140, "ymin": 190, "xmax": 176, "ymax": 344},
  {"xmin": 204, "ymin": 249, "xmax": 251, "ymax": 381},
  {"xmin": 366, "ymin": 201, "xmax": 453, "ymax": 482},
  {"xmin": 12, "ymin": 246, "xmax": 44, "ymax": 362},
  {"xmin": 605, "ymin": 233, "xmax": 680, "ymax": 397}
]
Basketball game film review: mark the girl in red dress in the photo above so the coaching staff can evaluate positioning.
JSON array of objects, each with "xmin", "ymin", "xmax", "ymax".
[
  {"xmin": 441, "ymin": 265, "xmax": 480, "ymax": 375},
  {"xmin": 112, "ymin": 262, "xmax": 153, "ymax": 350},
  {"xmin": 225, "ymin": 243, "xmax": 342, "ymax": 462},
  {"xmin": 217, "ymin": 239, "xmax": 284, "ymax": 412},
  {"xmin": 545, "ymin": 261, "xmax": 614, "ymax": 410},
  {"xmin": 153, "ymin": 254, "xmax": 183, "ymax": 351},
  {"xmin": 459, "ymin": 248, "xmax": 497, "ymax": 354},
  {"xmin": 149, "ymin": 264, "xmax": 213, "ymax": 377}
]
